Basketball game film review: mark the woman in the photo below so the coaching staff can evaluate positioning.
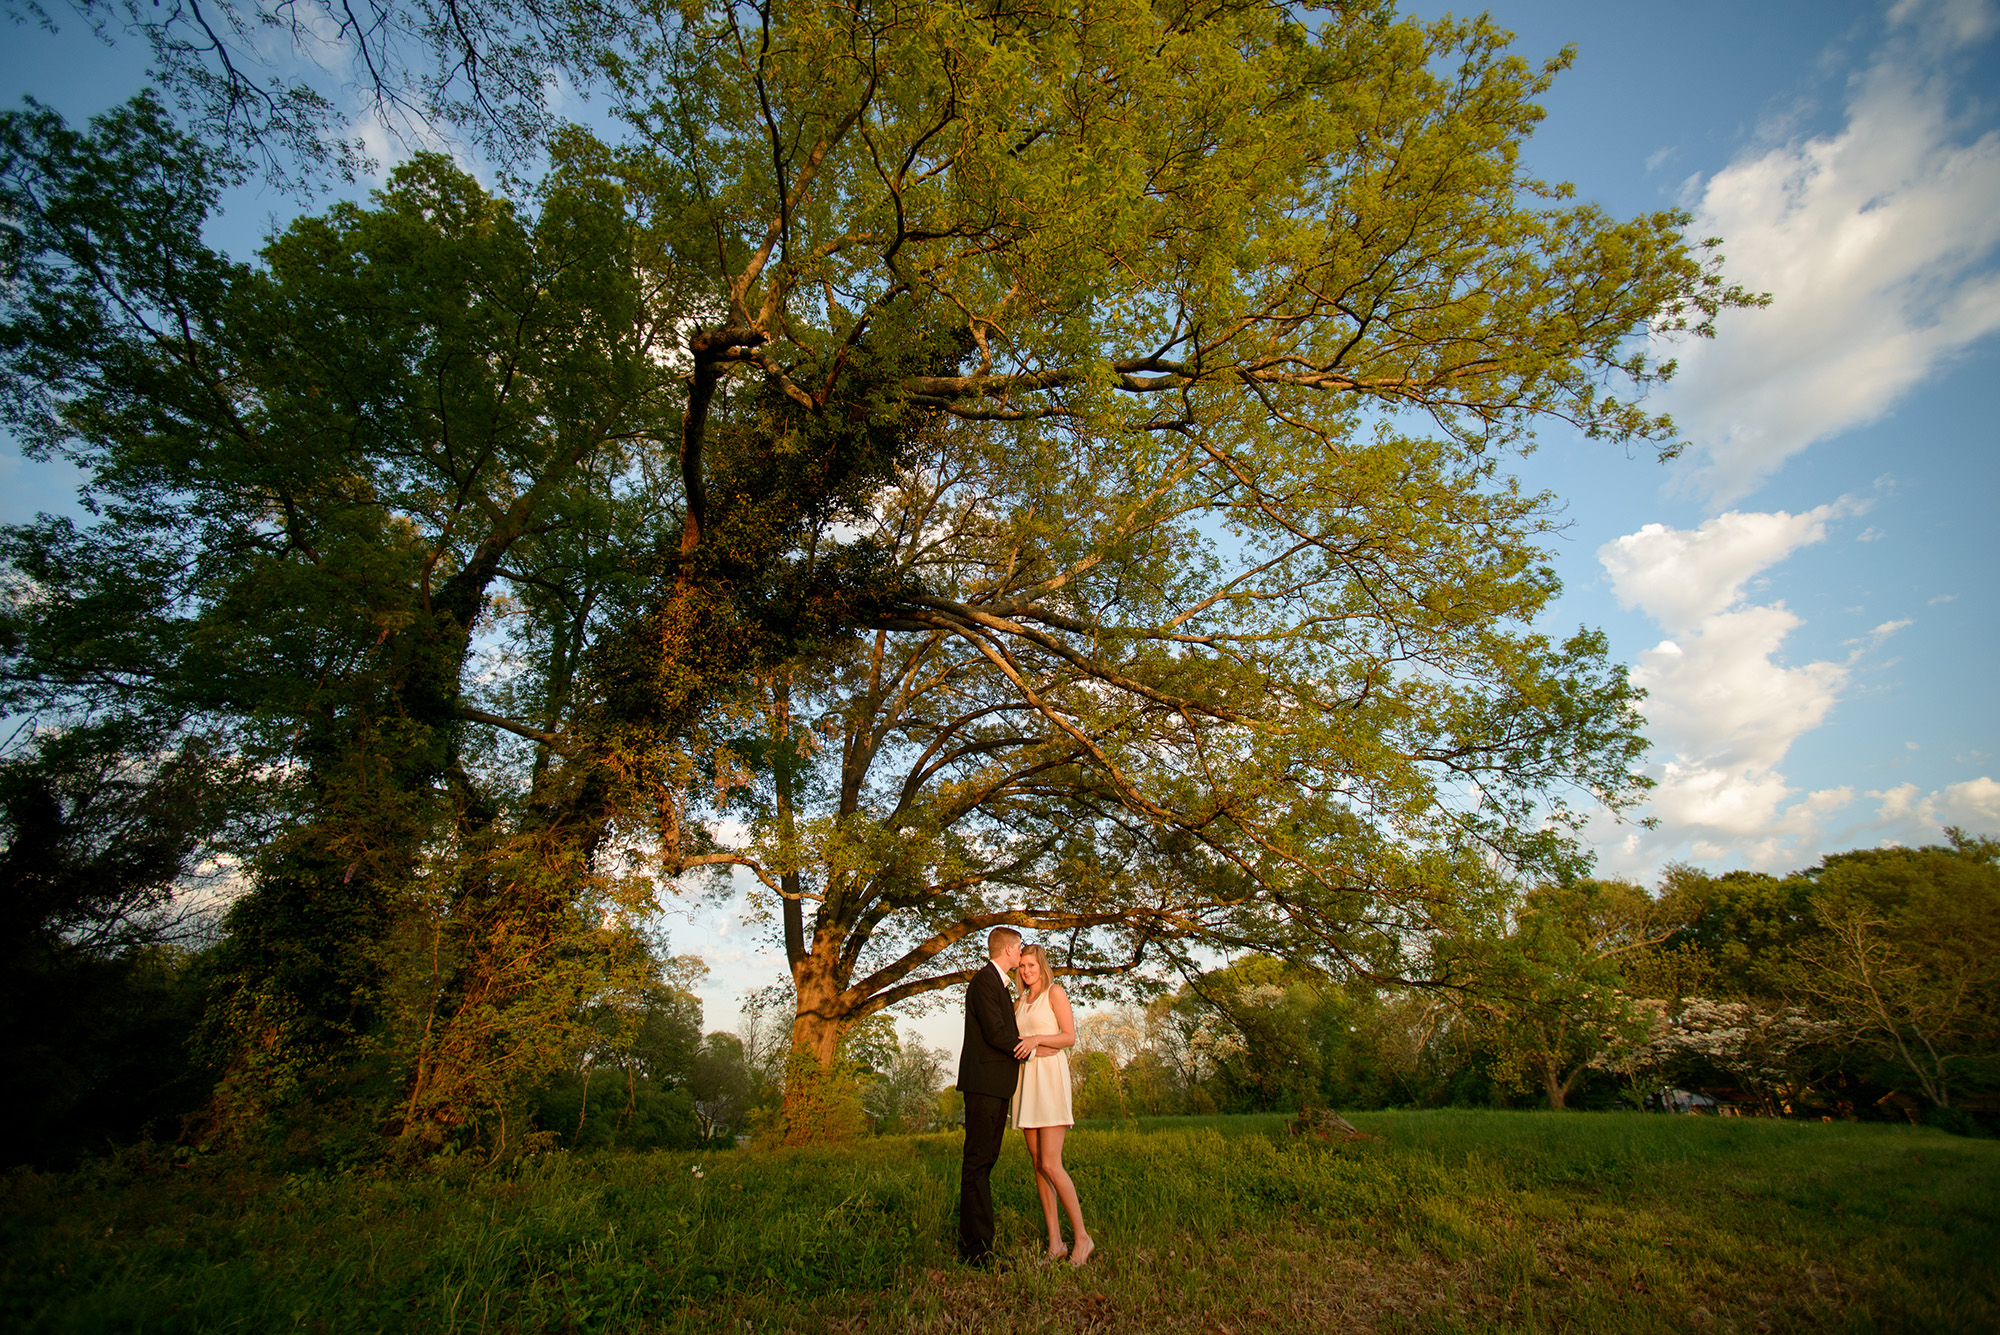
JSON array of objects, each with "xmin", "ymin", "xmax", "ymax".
[{"xmin": 1010, "ymin": 943, "xmax": 1094, "ymax": 1266}]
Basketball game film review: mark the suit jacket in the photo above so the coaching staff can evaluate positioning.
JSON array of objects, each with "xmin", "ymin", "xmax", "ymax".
[{"xmin": 955, "ymin": 961, "xmax": 1023, "ymax": 1099}]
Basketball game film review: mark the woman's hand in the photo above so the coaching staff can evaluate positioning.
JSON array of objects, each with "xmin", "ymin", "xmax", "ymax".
[{"xmin": 1013, "ymin": 1037, "xmax": 1039, "ymax": 1059}]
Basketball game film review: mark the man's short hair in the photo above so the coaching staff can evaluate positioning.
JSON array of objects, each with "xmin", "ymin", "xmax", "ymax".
[{"xmin": 986, "ymin": 926, "xmax": 1022, "ymax": 957}]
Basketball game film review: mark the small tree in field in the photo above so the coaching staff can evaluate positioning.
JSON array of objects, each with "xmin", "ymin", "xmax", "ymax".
[
  {"xmin": 1454, "ymin": 880, "xmax": 1680, "ymax": 1110},
  {"xmin": 1072, "ymin": 1050, "xmax": 1131, "ymax": 1122},
  {"xmin": 860, "ymin": 1031, "xmax": 952, "ymax": 1134},
  {"xmin": 690, "ymin": 1033, "xmax": 755, "ymax": 1140}
]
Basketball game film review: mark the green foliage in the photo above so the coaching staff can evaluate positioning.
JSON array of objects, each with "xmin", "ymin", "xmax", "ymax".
[
  {"xmin": 689, "ymin": 1033, "xmax": 756, "ymax": 1139},
  {"xmin": 858, "ymin": 1030, "xmax": 953, "ymax": 1135},
  {"xmin": 1085, "ymin": 826, "xmax": 1998, "ymax": 1120},
  {"xmin": 526, "ymin": 964, "xmax": 710, "ymax": 1151},
  {"xmin": 587, "ymin": 0, "xmax": 1762, "ymax": 1139},
  {"xmin": 0, "ymin": 941, "xmax": 214, "ymax": 1167},
  {"xmin": 756, "ymin": 1053, "xmax": 870, "ymax": 1146},
  {"xmin": 836, "ymin": 1014, "xmax": 901, "ymax": 1077},
  {"xmin": 1446, "ymin": 880, "xmax": 1673, "ymax": 1110},
  {"xmin": 1091, "ymin": 961, "xmax": 1449, "ymax": 1115},
  {"xmin": 1655, "ymin": 863, "xmax": 1819, "ymax": 998},
  {"xmin": 1072, "ymin": 1050, "xmax": 1132, "ymax": 1122},
  {"xmin": 620, "ymin": 977, "xmax": 706, "ymax": 1087},
  {"xmin": 1185, "ymin": 956, "xmax": 1328, "ymax": 1112},
  {"xmin": 532, "ymin": 1070, "xmax": 705, "ymax": 1152},
  {"xmin": 1120, "ymin": 1051, "xmax": 1184, "ymax": 1117},
  {"xmin": 0, "ymin": 0, "xmax": 1772, "ymax": 1157},
  {"xmin": 1783, "ymin": 831, "xmax": 2000, "ymax": 1108},
  {"xmin": 1641, "ymin": 833, "xmax": 2000, "ymax": 1113},
  {"xmin": 0, "ymin": 91, "xmax": 699, "ymax": 1154}
]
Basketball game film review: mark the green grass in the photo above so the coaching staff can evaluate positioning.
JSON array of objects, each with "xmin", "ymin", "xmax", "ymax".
[{"xmin": 4, "ymin": 1111, "xmax": 1994, "ymax": 1333}]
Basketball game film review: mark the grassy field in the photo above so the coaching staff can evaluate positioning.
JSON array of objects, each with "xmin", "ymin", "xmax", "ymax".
[{"xmin": 4, "ymin": 1110, "xmax": 1994, "ymax": 1333}]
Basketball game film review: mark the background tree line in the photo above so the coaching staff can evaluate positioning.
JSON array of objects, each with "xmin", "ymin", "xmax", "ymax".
[{"xmin": 1052, "ymin": 831, "xmax": 2000, "ymax": 1134}]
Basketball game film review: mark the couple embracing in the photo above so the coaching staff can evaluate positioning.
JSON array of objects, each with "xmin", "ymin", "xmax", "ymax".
[{"xmin": 955, "ymin": 926, "xmax": 1095, "ymax": 1269}]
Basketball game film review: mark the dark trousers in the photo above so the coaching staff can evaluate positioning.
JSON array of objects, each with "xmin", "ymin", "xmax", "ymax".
[{"xmin": 958, "ymin": 1091, "xmax": 1009, "ymax": 1260}]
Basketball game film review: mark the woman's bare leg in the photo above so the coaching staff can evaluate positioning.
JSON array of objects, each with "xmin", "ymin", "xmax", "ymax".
[
  {"xmin": 1033, "ymin": 1125, "xmax": 1092, "ymax": 1265},
  {"xmin": 1021, "ymin": 1128, "xmax": 1064, "ymax": 1257}
]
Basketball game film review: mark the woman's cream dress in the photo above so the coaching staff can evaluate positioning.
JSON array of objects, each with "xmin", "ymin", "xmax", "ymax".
[{"xmin": 1009, "ymin": 987, "xmax": 1074, "ymax": 1129}]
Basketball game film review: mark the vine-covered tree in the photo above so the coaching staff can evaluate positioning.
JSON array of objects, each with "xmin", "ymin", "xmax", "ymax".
[{"xmin": 0, "ymin": 98, "xmax": 701, "ymax": 1146}]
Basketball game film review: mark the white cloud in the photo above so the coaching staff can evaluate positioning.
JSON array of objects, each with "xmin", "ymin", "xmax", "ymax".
[
  {"xmin": 1632, "ymin": 606, "xmax": 1849, "ymax": 776},
  {"xmin": 1596, "ymin": 506, "xmax": 1863, "ymax": 867},
  {"xmin": 1661, "ymin": 0, "xmax": 2000, "ymax": 503},
  {"xmin": 1848, "ymin": 617, "xmax": 1914, "ymax": 649},
  {"xmin": 1887, "ymin": 0, "xmax": 2000, "ymax": 43},
  {"xmin": 1584, "ymin": 502, "xmax": 1992, "ymax": 871},
  {"xmin": 1871, "ymin": 776, "xmax": 2000, "ymax": 837},
  {"xmin": 1600, "ymin": 504, "xmax": 1853, "ymax": 632}
]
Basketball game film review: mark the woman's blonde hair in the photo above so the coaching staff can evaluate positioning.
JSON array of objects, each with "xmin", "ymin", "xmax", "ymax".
[{"xmin": 1017, "ymin": 943, "xmax": 1057, "ymax": 1001}]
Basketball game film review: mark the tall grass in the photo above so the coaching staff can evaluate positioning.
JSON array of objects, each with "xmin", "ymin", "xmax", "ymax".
[{"xmin": 5, "ymin": 1111, "xmax": 1993, "ymax": 1332}]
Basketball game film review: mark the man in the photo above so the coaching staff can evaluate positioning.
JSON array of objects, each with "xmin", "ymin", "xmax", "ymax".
[{"xmin": 956, "ymin": 925, "xmax": 1024, "ymax": 1266}]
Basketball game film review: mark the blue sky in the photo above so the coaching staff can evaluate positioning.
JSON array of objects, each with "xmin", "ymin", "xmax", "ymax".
[
  {"xmin": 4, "ymin": 1, "xmax": 1997, "ymax": 1037},
  {"xmin": 1415, "ymin": 0, "xmax": 2000, "ymax": 879}
]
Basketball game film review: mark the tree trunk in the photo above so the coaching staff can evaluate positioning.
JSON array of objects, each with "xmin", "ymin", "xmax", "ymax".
[
  {"xmin": 776, "ymin": 949, "xmax": 866, "ymax": 1144},
  {"xmin": 1541, "ymin": 1063, "xmax": 1569, "ymax": 1111}
]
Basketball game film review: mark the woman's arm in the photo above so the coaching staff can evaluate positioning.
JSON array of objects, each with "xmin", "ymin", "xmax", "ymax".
[{"xmin": 1040, "ymin": 985, "xmax": 1078, "ymax": 1053}]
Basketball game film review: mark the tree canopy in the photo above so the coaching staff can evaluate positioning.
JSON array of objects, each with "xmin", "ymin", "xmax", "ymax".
[{"xmin": 1, "ymin": 1, "xmax": 1764, "ymax": 1148}]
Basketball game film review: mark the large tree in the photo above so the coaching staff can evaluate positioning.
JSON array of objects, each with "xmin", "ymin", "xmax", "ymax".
[
  {"xmin": 580, "ymin": 0, "xmax": 1750, "ymax": 1135},
  {"xmin": 680, "ymin": 405, "xmax": 1654, "ymax": 1136}
]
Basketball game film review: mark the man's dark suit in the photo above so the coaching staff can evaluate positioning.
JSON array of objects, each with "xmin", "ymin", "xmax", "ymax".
[{"xmin": 955, "ymin": 960, "xmax": 1021, "ymax": 1263}]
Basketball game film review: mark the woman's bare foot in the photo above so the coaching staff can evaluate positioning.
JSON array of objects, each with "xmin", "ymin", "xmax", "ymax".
[{"xmin": 1068, "ymin": 1234, "xmax": 1094, "ymax": 1267}]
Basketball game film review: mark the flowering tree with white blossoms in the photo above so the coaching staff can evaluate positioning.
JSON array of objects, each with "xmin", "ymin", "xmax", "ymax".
[{"xmin": 1623, "ymin": 998, "xmax": 1842, "ymax": 1114}]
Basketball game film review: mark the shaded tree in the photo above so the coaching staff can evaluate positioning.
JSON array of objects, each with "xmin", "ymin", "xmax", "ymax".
[
  {"xmin": 0, "ymin": 719, "xmax": 247, "ymax": 1161},
  {"xmin": 690, "ymin": 1032, "xmax": 755, "ymax": 1139},
  {"xmin": 1784, "ymin": 832, "xmax": 2000, "ymax": 1109},
  {"xmin": 0, "ymin": 97, "xmax": 690, "ymax": 1149}
]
